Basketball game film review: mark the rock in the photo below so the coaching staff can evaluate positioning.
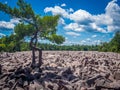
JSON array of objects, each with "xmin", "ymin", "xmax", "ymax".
[
  {"xmin": 95, "ymin": 79, "xmax": 105, "ymax": 86},
  {"xmin": 8, "ymin": 79, "xmax": 15, "ymax": 88},
  {"xmin": 114, "ymin": 71, "xmax": 120, "ymax": 80},
  {"xmin": 81, "ymin": 87, "xmax": 88, "ymax": 90},
  {"xmin": 16, "ymin": 87, "xmax": 24, "ymax": 90},
  {"xmin": 8, "ymin": 68, "xmax": 16, "ymax": 72},
  {"xmin": 33, "ymin": 72, "xmax": 41, "ymax": 79},
  {"xmin": 86, "ymin": 74, "xmax": 102, "ymax": 87},
  {"xmin": 0, "ymin": 64, "xmax": 2, "ymax": 74},
  {"xmin": 110, "ymin": 81, "xmax": 120, "ymax": 89},
  {"xmin": 2, "ymin": 88, "xmax": 9, "ymax": 90},
  {"xmin": 43, "ymin": 72, "xmax": 59, "ymax": 79},
  {"xmin": 61, "ymin": 67, "xmax": 73, "ymax": 79},
  {"xmin": 0, "ymin": 51, "xmax": 120, "ymax": 90}
]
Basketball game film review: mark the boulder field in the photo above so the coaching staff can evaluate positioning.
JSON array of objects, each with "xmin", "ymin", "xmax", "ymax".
[{"xmin": 0, "ymin": 51, "xmax": 120, "ymax": 90}]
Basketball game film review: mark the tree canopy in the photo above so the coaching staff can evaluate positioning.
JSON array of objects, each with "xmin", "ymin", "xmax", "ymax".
[
  {"xmin": 0, "ymin": 0, "xmax": 65, "ymax": 44},
  {"xmin": 0, "ymin": 0, "xmax": 65, "ymax": 68}
]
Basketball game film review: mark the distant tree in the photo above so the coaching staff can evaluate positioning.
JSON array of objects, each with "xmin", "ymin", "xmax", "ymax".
[
  {"xmin": 109, "ymin": 31, "xmax": 120, "ymax": 52},
  {"xmin": 0, "ymin": 0, "xmax": 65, "ymax": 68}
]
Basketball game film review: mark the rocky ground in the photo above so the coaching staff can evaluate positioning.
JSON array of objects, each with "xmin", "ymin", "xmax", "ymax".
[{"xmin": 0, "ymin": 51, "xmax": 120, "ymax": 90}]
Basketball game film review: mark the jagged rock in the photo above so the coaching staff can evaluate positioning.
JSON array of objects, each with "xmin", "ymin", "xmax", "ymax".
[
  {"xmin": 8, "ymin": 79, "xmax": 15, "ymax": 88},
  {"xmin": 114, "ymin": 71, "xmax": 120, "ymax": 80},
  {"xmin": 86, "ymin": 74, "xmax": 102, "ymax": 87},
  {"xmin": 33, "ymin": 72, "xmax": 41, "ymax": 79},
  {"xmin": 61, "ymin": 67, "xmax": 73, "ymax": 79},
  {"xmin": 110, "ymin": 81, "xmax": 120, "ymax": 89},
  {"xmin": 0, "ymin": 51, "xmax": 120, "ymax": 90},
  {"xmin": 29, "ymin": 81, "xmax": 44, "ymax": 90},
  {"xmin": 8, "ymin": 68, "xmax": 16, "ymax": 72},
  {"xmin": 0, "ymin": 64, "xmax": 2, "ymax": 74},
  {"xmin": 80, "ymin": 87, "xmax": 88, "ymax": 90},
  {"xmin": 2, "ymin": 88, "xmax": 9, "ymax": 90}
]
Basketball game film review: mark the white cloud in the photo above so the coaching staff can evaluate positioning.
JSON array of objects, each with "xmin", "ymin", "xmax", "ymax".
[
  {"xmin": 80, "ymin": 39, "xmax": 101, "ymax": 45},
  {"xmin": 0, "ymin": 18, "xmax": 19, "ymax": 29},
  {"xmin": 93, "ymin": 14, "xmax": 113, "ymax": 25},
  {"xmin": 94, "ymin": 40, "xmax": 101, "ymax": 45},
  {"xmin": 44, "ymin": 0, "xmax": 120, "ymax": 33},
  {"xmin": 69, "ymin": 8, "xmax": 74, "ymax": 12},
  {"xmin": 61, "ymin": 3, "xmax": 66, "ymax": 7},
  {"xmin": 64, "ymin": 23, "xmax": 84, "ymax": 32},
  {"xmin": 0, "ymin": 33, "xmax": 6, "ymax": 37},
  {"xmin": 5, "ymin": 1, "xmax": 8, "ymax": 4},
  {"xmin": 86, "ymin": 38, "xmax": 91, "ymax": 41},
  {"xmin": 66, "ymin": 31, "xmax": 80, "ymax": 36},
  {"xmin": 69, "ymin": 9, "xmax": 92, "ymax": 23},
  {"xmin": 92, "ymin": 35, "xmax": 97, "ymax": 38},
  {"xmin": 105, "ymin": 0, "xmax": 120, "ymax": 32},
  {"xmin": 44, "ymin": 6, "xmax": 69, "ymax": 18},
  {"xmin": 80, "ymin": 40, "xmax": 86, "ymax": 45},
  {"xmin": 0, "ymin": 21, "xmax": 15, "ymax": 29},
  {"xmin": 63, "ymin": 40, "xmax": 80, "ymax": 45},
  {"xmin": 58, "ymin": 18, "xmax": 66, "ymax": 25},
  {"xmin": 90, "ymin": 23, "xmax": 107, "ymax": 33}
]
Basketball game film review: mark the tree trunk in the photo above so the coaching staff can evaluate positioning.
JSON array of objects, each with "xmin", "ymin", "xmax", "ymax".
[
  {"xmin": 30, "ymin": 31, "xmax": 42, "ymax": 68},
  {"xmin": 31, "ymin": 47, "xmax": 36, "ymax": 67},
  {"xmin": 38, "ymin": 49, "xmax": 42, "ymax": 67}
]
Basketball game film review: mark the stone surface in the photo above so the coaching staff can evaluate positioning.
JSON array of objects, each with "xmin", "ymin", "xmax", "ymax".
[{"xmin": 0, "ymin": 51, "xmax": 120, "ymax": 90}]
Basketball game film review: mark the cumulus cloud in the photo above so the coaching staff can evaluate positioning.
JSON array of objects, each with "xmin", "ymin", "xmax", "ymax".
[
  {"xmin": 92, "ymin": 35, "xmax": 97, "ymax": 38},
  {"xmin": 64, "ymin": 23, "xmax": 84, "ymax": 32},
  {"xmin": 0, "ymin": 21, "xmax": 15, "ymax": 29},
  {"xmin": 89, "ymin": 23, "xmax": 107, "ymax": 33},
  {"xmin": 80, "ymin": 40, "xmax": 87, "ymax": 44},
  {"xmin": 44, "ymin": 6, "xmax": 69, "ymax": 18},
  {"xmin": 61, "ymin": 3, "xmax": 66, "ymax": 7},
  {"xmin": 69, "ymin": 9, "xmax": 92, "ymax": 23},
  {"xmin": 66, "ymin": 31, "xmax": 80, "ymax": 36},
  {"xmin": 86, "ymin": 38, "xmax": 91, "ymax": 41},
  {"xmin": 0, "ymin": 18, "xmax": 19, "ymax": 29},
  {"xmin": 58, "ymin": 18, "xmax": 66, "ymax": 25},
  {"xmin": 44, "ymin": 0, "xmax": 120, "ymax": 33},
  {"xmin": 69, "ymin": 8, "xmax": 74, "ymax": 12},
  {"xmin": 0, "ymin": 33, "xmax": 6, "ymax": 37},
  {"xmin": 80, "ymin": 39, "xmax": 101, "ymax": 45},
  {"xmin": 105, "ymin": 0, "xmax": 120, "ymax": 32}
]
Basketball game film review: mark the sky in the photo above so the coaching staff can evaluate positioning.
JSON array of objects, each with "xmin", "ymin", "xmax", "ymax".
[{"xmin": 0, "ymin": 0, "xmax": 120, "ymax": 45}]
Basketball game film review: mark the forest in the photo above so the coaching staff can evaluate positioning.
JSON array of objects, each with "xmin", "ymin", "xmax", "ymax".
[{"xmin": 0, "ymin": 31, "xmax": 120, "ymax": 53}]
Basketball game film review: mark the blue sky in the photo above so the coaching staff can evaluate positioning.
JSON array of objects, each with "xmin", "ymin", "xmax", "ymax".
[{"xmin": 0, "ymin": 0, "xmax": 120, "ymax": 45}]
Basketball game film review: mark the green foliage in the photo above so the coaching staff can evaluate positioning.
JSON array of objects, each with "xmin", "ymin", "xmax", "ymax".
[
  {"xmin": 0, "ymin": 0, "xmax": 120, "ymax": 53},
  {"xmin": 0, "ymin": 0, "xmax": 65, "ymax": 50},
  {"xmin": 99, "ymin": 31, "xmax": 120, "ymax": 53},
  {"xmin": 20, "ymin": 42, "xmax": 30, "ymax": 51},
  {"xmin": 0, "ymin": 30, "xmax": 120, "ymax": 52},
  {"xmin": 14, "ymin": 23, "xmax": 35, "ymax": 40},
  {"xmin": 109, "ymin": 31, "xmax": 120, "ymax": 52},
  {"xmin": 0, "ymin": 44, "xmax": 6, "ymax": 51}
]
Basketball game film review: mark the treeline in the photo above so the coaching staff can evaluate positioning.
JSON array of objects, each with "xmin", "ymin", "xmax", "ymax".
[
  {"xmin": 0, "ymin": 31, "xmax": 120, "ymax": 53},
  {"xmin": 0, "ymin": 35, "xmax": 99, "ymax": 52},
  {"xmin": 99, "ymin": 31, "xmax": 120, "ymax": 53}
]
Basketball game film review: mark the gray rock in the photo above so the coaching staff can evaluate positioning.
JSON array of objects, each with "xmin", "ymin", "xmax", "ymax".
[
  {"xmin": 0, "ymin": 64, "xmax": 2, "ymax": 74},
  {"xmin": 114, "ymin": 72, "xmax": 120, "ymax": 80}
]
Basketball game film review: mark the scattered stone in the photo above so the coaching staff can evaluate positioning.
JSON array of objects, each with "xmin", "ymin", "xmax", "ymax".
[
  {"xmin": 0, "ymin": 64, "xmax": 2, "ymax": 74},
  {"xmin": 114, "ymin": 71, "xmax": 120, "ymax": 80},
  {"xmin": 0, "ymin": 51, "xmax": 120, "ymax": 90}
]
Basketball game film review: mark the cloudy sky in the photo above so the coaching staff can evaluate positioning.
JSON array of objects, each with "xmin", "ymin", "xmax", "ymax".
[{"xmin": 0, "ymin": 0, "xmax": 120, "ymax": 45}]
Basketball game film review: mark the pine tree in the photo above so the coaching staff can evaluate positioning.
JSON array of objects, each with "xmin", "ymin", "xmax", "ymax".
[{"xmin": 0, "ymin": 0, "xmax": 65, "ymax": 68}]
